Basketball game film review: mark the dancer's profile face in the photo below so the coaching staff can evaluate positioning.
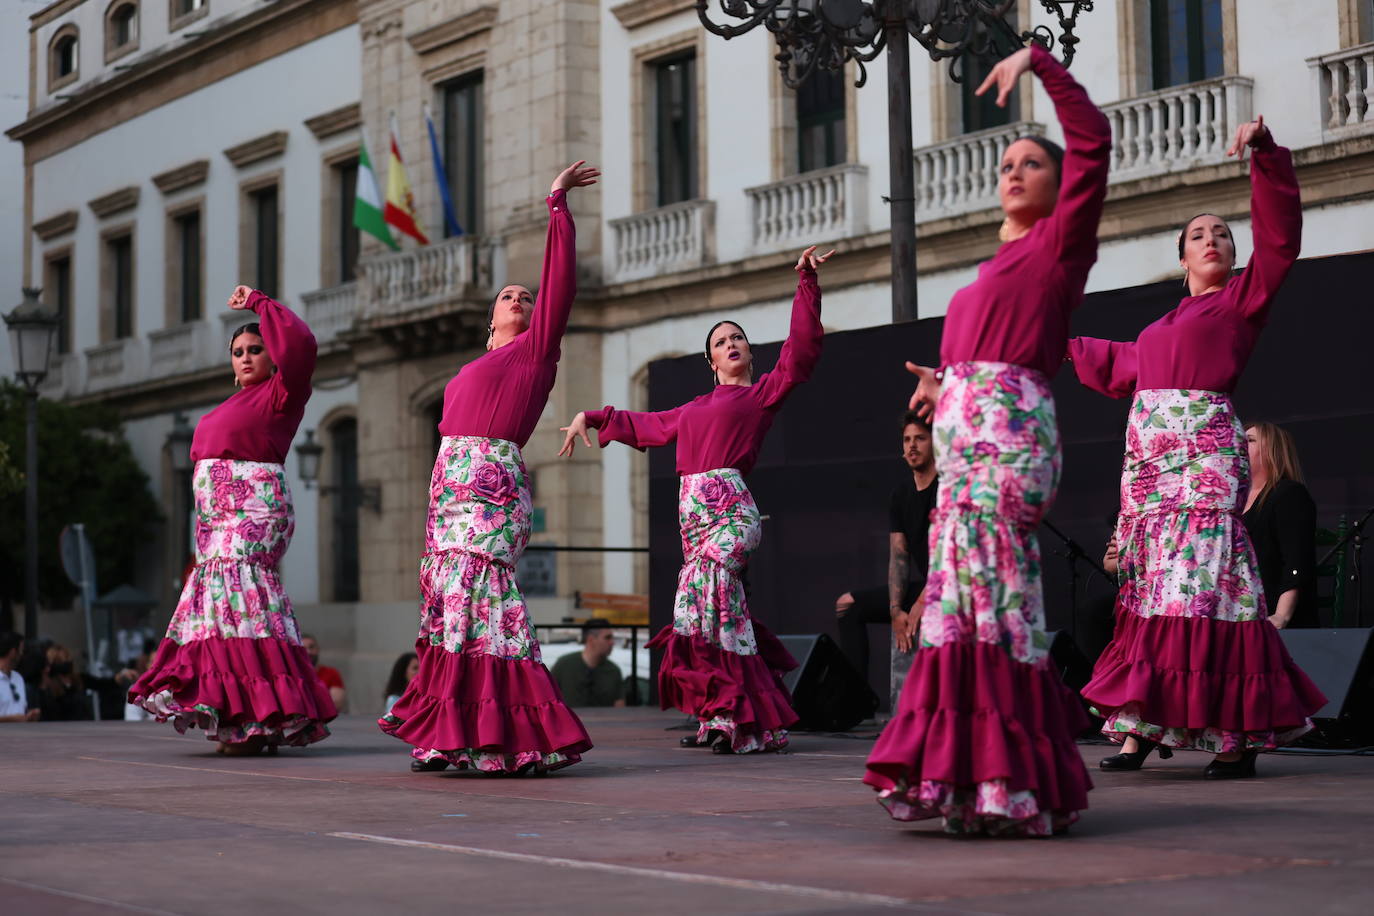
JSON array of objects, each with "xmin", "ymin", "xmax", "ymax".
[
  {"xmin": 707, "ymin": 322, "xmax": 752, "ymax": 383},
  {"xmin": 230, "ymin": 332, "xmax": 274, "ymax": 387},
  {"xmin": 1179, "ymin": 214, "xmax": 1235, "ymax": 286},
  {"xmin": 998, "ymin": 139, "xmax": 1059, "ymax": 227},
  {"xmin": 901, "ymin": 423, "xmax": 932, "ymax": 473},
  {"xmin": 490, "ymin": 285, "xmax": 533, "ymax": 341}
]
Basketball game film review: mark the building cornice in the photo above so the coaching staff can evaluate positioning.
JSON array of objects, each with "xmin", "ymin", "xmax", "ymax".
[
  {"xmin": 224, "ymin": 131, "xmax": 289, "ymax": 168},
  {"xmin": 30, "ymin": 0, "xmax": 86, "ymax": 30},
  {"xmin": 88, "ymin": 185, "xmax": 140, "ymax": 218},
  {"xmin": 33, "ymin": 209, "xmax": 78, "ymax": 240},
  {"xmin": 305, "ymin": 102, "xmax": 361, "ymax": 140},
  {"xmin": 7, "ymin": 0, "xmax": 356, "ymax": 164},
  {"xmin": 611, "ymin": 0, "xmax": 696, "ymax": 30},
  {"xmin": 152, "ymin": 159, "xmax": 211, "ymax": 193},
  {"xmin": 404, "ymin": 5, "xmax": 498, "ymax": 56}
]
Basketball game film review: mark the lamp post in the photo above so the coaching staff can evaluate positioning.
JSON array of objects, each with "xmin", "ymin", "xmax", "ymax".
[
  {"xmin": 4, "ymin": 288, "xmax": 59, "ymax": 640},
  {"xmin": 166, "ymin": 413, "xmax": 195, "ymax": 584},
  {"xmin": 696, "ymin": 0, "xmax": 1093, "ymax": 322}
]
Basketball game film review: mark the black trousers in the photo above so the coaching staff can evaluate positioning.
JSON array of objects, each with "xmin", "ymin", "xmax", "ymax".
[{"xmin": 836, "ymin": 581, "xmax": 920, "ymax": 682}]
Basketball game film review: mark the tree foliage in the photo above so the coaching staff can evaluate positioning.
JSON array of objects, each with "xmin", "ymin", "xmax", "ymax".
[{"xmin": 0, "ymin": 380, "xmax": 162, "ymax": 607}]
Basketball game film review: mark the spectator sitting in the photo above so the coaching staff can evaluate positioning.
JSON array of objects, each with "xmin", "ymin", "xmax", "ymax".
[
  {"xmin": 116, "ymin": 639, "xmax": 160, "ymax": 721},
  {"xmin": 383, "ymin": 652, "xmax": 418, "ymax": 715},
  {"xmin": 33, "ymin": 642, "xmax": 93, "ymax": 722},
  {"xmin": 302, "ymin": 633, "xmax": 347, "ymax": 711},
  {"xmin": 0, "ymin": 631, "xmax": 40, "ymax": 722},
  {"xmin": 551, "ymin": 618, "xmax": 625, "ymax": 708}
]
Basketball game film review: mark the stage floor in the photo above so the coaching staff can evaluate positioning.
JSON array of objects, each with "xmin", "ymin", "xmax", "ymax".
[{"xmin": 3, "ymin": 711, "xmax": 1371, "ymax": 915}]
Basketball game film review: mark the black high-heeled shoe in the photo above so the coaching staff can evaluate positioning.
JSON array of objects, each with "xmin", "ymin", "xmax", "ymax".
[
  {"xmin": 1099, "ymin": 739, "xmax": 1173, "ymax": 771},
  {"xmin": 1202, "ymin": 750, "xmax": 1258, "ymax": 779},
  {"xmin": 410, "ymin": 757, "xmax": 450, "ymax": 773},
  {"xmin": 680, "ymin": 729, "xmax": 723, "ymax": 748}
]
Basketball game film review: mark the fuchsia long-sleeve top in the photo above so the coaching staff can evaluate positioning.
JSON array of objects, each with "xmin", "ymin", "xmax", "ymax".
[
  {"xmin": 584, "ymin": 268, "xmax": 822, "ymax": 476},
  {"xmin": 437, "ymin": 190, "xmax": 575, "ymax": 448},
  {"xmin": 939, "ymin": 44, "xmax": 1111, "ymax": 377},
  {"xmin": 191, "ymin": 291, "xmax": 317, "ymax": 464},
  {"xmin": 1068, "ymin": 134, "xmax": 1302, "ymax": 397}
]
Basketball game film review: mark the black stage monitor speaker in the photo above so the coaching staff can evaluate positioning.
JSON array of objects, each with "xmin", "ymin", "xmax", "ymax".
[
  {"xmin": 1279, "ymin": 628, "xmax": 1374, "ymax": 730},
  {"xmin": 778, "ymin": 633, "xmax": 880, "ymax": 732},
  {"xmin": 1046, "ymin": 629, "xmax": 1096, "ymax": 693}
]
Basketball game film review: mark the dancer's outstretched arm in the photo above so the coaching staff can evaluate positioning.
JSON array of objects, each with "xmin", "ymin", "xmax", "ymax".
[
  {"xmin": 1066, "ymin": 336, "xmax": 1137, "ymax": 398},
  {"xmin": 559, "ymin": 402, "xmax": 689, "ymax": 458},
  {"xmin": 756, "ymin": 245, "xmax": 832, "ymax": 408},
  {"xmin": 528, "ymin": 161, "xmax": 600, "ymax": 361},
  {"xmin": 1225, "ymin": 118, "xmax": 1302, "ymax": 322}
]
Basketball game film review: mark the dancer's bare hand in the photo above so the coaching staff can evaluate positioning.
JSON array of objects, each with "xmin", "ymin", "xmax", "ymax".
[
  {"xmin": 906, "ymin": 362, "xmax": 941, "ymax": 419},
  {"xmin": 975, "ymin": 47, "xmax": 1033, "ymax": 109},
  {"xmin": 558, "ymin": 412, "xmax": 592, "ymax": 458},
  {"xmin": 1226, "ymin": 115, "xmax": 1269, "ymax": 159},
  {"xmin": 227, "ymin": 285, "xmax": 254, "ymax": 310},
  {"xmin": 891, "ymin": 606, "xmax": 920, "ymax": 654},
  {"xmin": 795, "ymin": 245, "xmax": 836, "ymax": 272},
  {"xmin": 552, "ymin": 160, "xmax": 601, "ymax": 195}
]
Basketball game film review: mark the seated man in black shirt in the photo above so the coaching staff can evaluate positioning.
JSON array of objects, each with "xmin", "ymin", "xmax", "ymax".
[{"xmin": 835, "ymin": 411, "xmax": 938, "ymax": 681}]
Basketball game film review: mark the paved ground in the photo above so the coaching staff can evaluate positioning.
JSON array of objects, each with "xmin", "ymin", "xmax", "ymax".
[{"xmin": 2, "ymin": 710, "xmax": 1371, "ymax": 915}]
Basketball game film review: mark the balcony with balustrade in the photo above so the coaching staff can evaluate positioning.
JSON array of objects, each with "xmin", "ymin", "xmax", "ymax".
[
  {"xmin": 608, "ymin": 199, "xmax": 715, "ymax": 284},
  {"xmin": 911, "ymin": 121, "xmax": 1046, "ymax": 222},
  {"xmin": 745, "ymin": 164, "xmax": 868, "ymax": 256},
  {"xmin": 300, "ymin": 281, "xmax": 359, "ymax": 349},
  {"xmin": 1102, "ymin": 76, "xmax": 1253, "ymax": 182},
  {"xmin": 1309, "ymin": 42, "xmax": 1374, "ymax": 139},
  {"xmin": 357, "ymin": 235, "xmax": 501, "ymax": 320}
]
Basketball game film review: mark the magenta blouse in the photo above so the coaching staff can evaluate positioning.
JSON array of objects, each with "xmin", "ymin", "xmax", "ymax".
[
  {"xmin": 584, "ymin": 268, "xmax": 822, "ymax": 476},
  {"xmin": 939, "ymin": 44, "xmax": 1111, "ymax": 377},
  {"xmin": 437, "ymin": 189, "xmax": 576, "ymax": 448},
  {"xmin": 191, "ymin": 291, "xmax": 316, "ymax": 464},
  {"xmin": 1069, "ymin": 135, "xmax": 1302, "ymax": 397}
]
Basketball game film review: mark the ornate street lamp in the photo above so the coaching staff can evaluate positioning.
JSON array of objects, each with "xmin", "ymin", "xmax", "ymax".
[
  {"xmin": 296, "ymin": 428, "xmax": 381, "ymax": 511},
  {"xmin": 696, "ymin": 0, "xmax": 1094, "ymax": 321},
  {"xmin": 4, "ymin": 288, "xmax": 59, "ymax": 639},
  {"xmin": 167, "ymin": 412, "xmax": 194, "ymax": 475},
  {"xmin": 296, "ymin": 429, "xmax": 323, "ymax": 489}
]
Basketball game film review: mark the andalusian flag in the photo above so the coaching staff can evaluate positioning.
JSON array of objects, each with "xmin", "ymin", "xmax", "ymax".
[
  {"xmin": 384, "ymin": 113, "xmax": 430, "ymax": 245},
  {"xmin": 354, "ymin": 138, "xmax": 397, "ymax": 250}
]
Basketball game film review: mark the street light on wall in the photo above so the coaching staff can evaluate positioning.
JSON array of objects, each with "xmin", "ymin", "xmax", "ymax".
[
  {"xmin": 4, "ymin": 288, "xmax": 60, "ymax": 640},
  {"xmin": 296, "ymin": 428, "xmax": 382, "ymax": 511},
  {"xmin": 696, "ymin": 0, "xmax": 1095, "ymax": 322},
  {"xmin": 167, "ymin": 413, "xmax": 194, "ymax": 475}
]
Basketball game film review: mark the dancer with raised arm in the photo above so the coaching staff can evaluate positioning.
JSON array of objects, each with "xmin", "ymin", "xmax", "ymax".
[
  {"xmin": 864, "ymin": 44, "xmax": 1109, "ymax": 835},
  {"xmin": 130, "ymin": 286, "xmax": 334, "ymax": 754},
  {"xmin": 1068, "ymin": 117, "xmax": 1325, "ymax": 778},
  {"xmin": 559, "ymin": 246, "xmax": 832, "ymax": 754},
  {"xmin": 381, "ymin": 162, "xmax": 600, "ymax": 775}
]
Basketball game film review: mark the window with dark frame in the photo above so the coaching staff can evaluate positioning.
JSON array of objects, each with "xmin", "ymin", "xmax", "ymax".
[
  {"xmin": 335, "ymin": 159, "xmax": 360, "ymax": 283},
  {"xmin": 109, "ymin": 235, "xmax": 134, "ymax": 340},
  {"xmin": 443, "ymin": 72, "xmax": 484, "ymax": 237},
  {"xmin": 54, "ymin": 34, "xmax": 78, "ymax": 78},
  {"xmin": 111, "ymin": 4, "xmax": 137, "ymax": 48},
  {"xmin": 174, "ymin": 0, "xmax": 205, "ymax": 17},
  {"xmin": 48, "ymin": 256, "xmax": 72, "ymax": 355},
  {"xmin": 175, "ymin": 209, "xmax": 201, "ymax": 322},
  {"xmin": 960, "ymin": 48, "xmax": 1020, "ymax": 133},
  {"xmin": 250, "ymin": 184, "xmax": 279, "ymax": 298},
  {"xmin": 1150, "ymin": 0, "xmax": 1223, "ymax": 89},
  {"xmin": 653, "ymin": 52, "xmax": 698, "ymax": 206},
  {"xmin": 796, "ymin": 67, "xmax": 847, "ymax": 173},
  {"xmin": 330, "ymin": 418, "xmax": 361, "ymax": 602}
]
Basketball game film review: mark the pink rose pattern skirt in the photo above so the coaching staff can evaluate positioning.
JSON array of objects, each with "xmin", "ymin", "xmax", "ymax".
[
  {"xmin": 647, "ymin": 469, "xmax": 799, "ymax": 753},
  {"xmin": 864, "ymin": 362, "xmax": 1092, "ymax": 836},
  {"xmin": 130, "ymin": 459, "xmax": 336, "ymax": 745},
  {"xmin": 1083, "ymin": 390, "xmax": 1325, "ymax": 751},
  {"xmin": 379, "ymin": 436, "xmax": 592, "ymax": 773}
]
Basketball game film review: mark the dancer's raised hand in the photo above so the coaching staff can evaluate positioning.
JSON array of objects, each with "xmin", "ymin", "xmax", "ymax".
[
  {"xmin": 795, "ymin": 245, "xmax": 836, "ymax": 272},
  {"xmin": 975, "ymin": 47, "xmax": 1033, "ymax": 109},
  {"xmin": 552, "ymin": 160, "xmax": 601, "ymax": 195},
  {"xmin": 905, "ymin": 361, "xmax": 941, "ymax": 419},
  {"xmin": 227, "ymin": 285, "xmax": 254, "ymax": 310},
  {"xmin": 1226, "ymin": 115, "xmax": 1268, "ymax": 160},
  {"xmin": 558, "ymin": 412, "xmax": 593, "ymax": 458}
]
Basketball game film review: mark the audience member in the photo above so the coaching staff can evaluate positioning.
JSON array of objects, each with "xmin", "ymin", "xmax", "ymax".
[
  {"xmin": 383, "ymin": 652, "xmax": 418, "ymax": 715},
  {"xmin": 302, "ymin": 633, "xmax": 347, "ymax": 710},
  {"xmin": 0, "ymin": 631, "xmax": 39, "ymax": 722},
  {"xmin": 551, "ymin": 619, "xmax": 625, "ymax": 707}
]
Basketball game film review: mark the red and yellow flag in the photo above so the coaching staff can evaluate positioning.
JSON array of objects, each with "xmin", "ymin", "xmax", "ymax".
[{"xmin": 383, "ymin": 113, "xmax": 430, "ymax": 245}]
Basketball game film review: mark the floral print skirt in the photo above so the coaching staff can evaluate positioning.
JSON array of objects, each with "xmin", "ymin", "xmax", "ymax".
[
  {"xmin": 379, "ymin": 436, "xmax": 591, "ymax": 773},
  {"xmin": 1083, "ymin": 390, "xmax": 1325, "ymax": 752},
  {"xmin": 646, "ymin": 468, "xmax": 799, "ymax": 753},
  {"xmin": 130, "ymin": 459, "xmax": 336, "ymax": 746},
  {"xmin": 864, "ymin": 362, "xmax": 1092, "ymax": 836}
]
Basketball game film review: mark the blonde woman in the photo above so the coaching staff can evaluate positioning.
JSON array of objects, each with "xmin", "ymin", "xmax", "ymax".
[{"xmin": 1243, "ymin": 422, "xmax": 1318, "ymax": 629}]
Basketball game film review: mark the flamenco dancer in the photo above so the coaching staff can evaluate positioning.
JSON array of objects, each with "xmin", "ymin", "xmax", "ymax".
[
  {"xmin": 380, "ymin": 162, "xmax": 599, "ymax": 775},
  {"xmin": 863, "ymin": 44, "xmax": 1108, "ymax": 835},
  {"xmin": 130, "ymin": 286, "xmax": 335, "ymax": 754},
  {"xmin": 1068, "ymin": 116, "xmax": 1325, "ymax": 778},
  {"xmin": 559, "ymin": 246, "xmax": 833, "ymax": 754}
]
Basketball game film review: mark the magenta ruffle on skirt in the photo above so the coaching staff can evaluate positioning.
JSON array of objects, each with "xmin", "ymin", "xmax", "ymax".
[
  {"xmin": 864, "ymin": 641, "xmax": 1092, "ymax": 836},
  {"xmin": 380, "ymin": 645, "xmax": 593, "ymax": 773},
  {"xmin": 129, "ymin": 636, "xmax": 335, "ymax": 746},
  {"xmin": 648, "ymin": 621, "xmax": 799, "ymax": 747},
  {"xmin": 1084, "ymin": 612, "xmax": 1327, "ymax": 749}
]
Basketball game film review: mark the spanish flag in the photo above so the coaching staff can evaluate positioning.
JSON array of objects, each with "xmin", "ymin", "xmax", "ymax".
[{"xmin": 384, "ymin": 113, "xmax": 430, "ymax": 245}]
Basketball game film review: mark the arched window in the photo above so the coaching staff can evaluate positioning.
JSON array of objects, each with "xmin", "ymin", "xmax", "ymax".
[
  {"xmin": 106, "ymin": 2, "xmax": 139, "ymax": 60},
  {"xmin": 49, "ymin": 26, "xmax": 79, "ymax": 91}
]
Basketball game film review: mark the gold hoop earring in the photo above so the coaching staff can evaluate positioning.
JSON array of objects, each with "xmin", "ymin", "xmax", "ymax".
[
  {"xmin": 997, "ymin": 219, "xmax": 1011, "ymax": 243},
  {"xmin": 1181, "ymin": 267, "xmax": 1189, "ymax": 289}
]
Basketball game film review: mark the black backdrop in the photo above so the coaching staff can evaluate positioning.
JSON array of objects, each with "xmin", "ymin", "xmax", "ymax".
[{"xmin": 646, "ymin": 251, "xmax": 1374, "ymax": 706}]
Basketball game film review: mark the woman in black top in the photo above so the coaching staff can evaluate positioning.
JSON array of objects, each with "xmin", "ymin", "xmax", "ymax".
[{"xmin": 1242, "ymin": 421, "xmax": 1318, "ymax": 629}]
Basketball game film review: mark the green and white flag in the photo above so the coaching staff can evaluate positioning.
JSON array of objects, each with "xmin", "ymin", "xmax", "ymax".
[{"xmin": 355, "ymin": 138, "xmax": 398, "ymax": 250}]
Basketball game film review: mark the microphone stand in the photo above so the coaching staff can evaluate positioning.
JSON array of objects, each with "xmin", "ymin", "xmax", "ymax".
[
  {"xmin": 1040, "ymin": 519, "xmax": 1111, "ymax": 643},
  {"xmin": 1317, "ymin": 505, "xmax": 1373, "ymax": 628}
]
